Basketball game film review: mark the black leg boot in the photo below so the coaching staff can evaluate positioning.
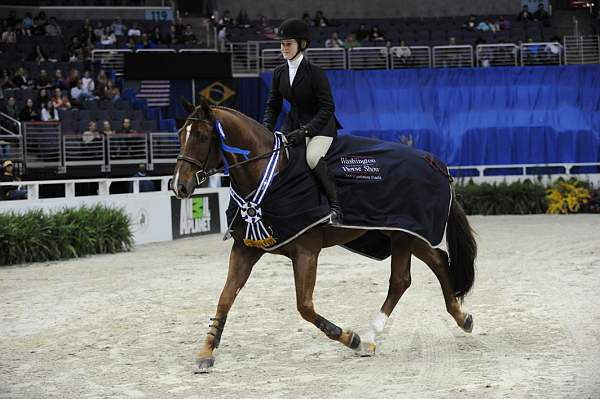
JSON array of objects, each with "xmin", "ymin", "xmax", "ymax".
[{"xmin": 312, "ymin": 158, "xmax": 343, "ymax": 225}]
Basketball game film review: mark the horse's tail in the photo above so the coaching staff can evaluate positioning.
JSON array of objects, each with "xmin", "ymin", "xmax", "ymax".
[{"xmin": 445, "ymin": 195, "xmax": 477, "ymax": 301}]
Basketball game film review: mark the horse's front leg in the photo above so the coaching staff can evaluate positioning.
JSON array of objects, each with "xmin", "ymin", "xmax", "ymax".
[
  {"xmin": 290, "ymin": 236, "xmax": 361, "ymax": 351},
  {"xmin": 196, "ymin": 241, "xmax": 264, "ymax": 372}
]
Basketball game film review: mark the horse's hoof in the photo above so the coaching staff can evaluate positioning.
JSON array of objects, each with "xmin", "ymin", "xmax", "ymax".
[
  {"xmin": 461, "ymin": 313, "xmax": 473, "ymax": 333},
  {"xmin": 196, "ymin": 356, "xmax": 215, "ymax": 373},
  {"xmin": 358, "ymin": 341, "xmax": 377, "ymax": 357}
]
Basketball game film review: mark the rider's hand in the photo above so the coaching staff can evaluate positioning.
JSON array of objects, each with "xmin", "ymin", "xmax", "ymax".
[{"xmin": 287, "ymin": 128, "xmax": 308, "ymax": 146}]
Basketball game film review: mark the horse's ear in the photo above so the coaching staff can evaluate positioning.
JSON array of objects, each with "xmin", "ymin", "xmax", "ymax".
[
  {"xmin": 198, "ymin": 94, "xmax": 213, "ymax": 120},
  {"xmin": 181, "ymin": 97, "xmax": 195, "ymax": 114}
]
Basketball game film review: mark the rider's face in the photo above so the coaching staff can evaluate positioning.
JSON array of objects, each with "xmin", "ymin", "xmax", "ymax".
[{"xmin": 280, "ymin": 39, "xmax": 299, "ymax": 60}]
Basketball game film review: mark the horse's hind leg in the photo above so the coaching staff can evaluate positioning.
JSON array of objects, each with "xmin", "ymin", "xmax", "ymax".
[
  {"xmin": 360, "ymin": 232, "xmax": 413, "ymax": 356},
  {"xmin": 290, "ymin": 235, "xmax": 361, "ymax": 351},
  {"xmin": 196, "ymin": 241, "xmax": 264, "ymax": 372},
  {"xmin": 411, "ymin": 240, "xmax": 473, "ymax": 332}
]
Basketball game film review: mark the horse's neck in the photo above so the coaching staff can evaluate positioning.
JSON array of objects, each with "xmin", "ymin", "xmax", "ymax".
[{"xmin": 215, "ymin": 108, "xmax": 277, "ymax": 197}]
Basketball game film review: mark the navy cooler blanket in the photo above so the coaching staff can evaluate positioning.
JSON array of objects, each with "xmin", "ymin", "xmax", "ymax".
[{"xmin": 226, "ymin": 135, "xmax": 452, "ymax": 259}]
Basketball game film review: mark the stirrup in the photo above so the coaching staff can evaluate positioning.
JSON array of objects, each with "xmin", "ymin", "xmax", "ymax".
[{"xmin": 329, "ymin": 207, "xmax": 343, "ymax": 225}]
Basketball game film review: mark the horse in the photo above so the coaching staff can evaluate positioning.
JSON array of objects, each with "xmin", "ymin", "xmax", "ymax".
[{"xmin": 172, "ymin": 97, "xmax": 477, "ymax": 372}]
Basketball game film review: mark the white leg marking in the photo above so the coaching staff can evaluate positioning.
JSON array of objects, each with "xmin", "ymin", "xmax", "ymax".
[{"xmin": 364, "ymin": 311, "xmax": 389, "ymax": 344}]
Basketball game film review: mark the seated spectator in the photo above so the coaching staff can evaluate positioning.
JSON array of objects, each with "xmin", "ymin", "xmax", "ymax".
[
  {"xmin": 1, "ymin": 160, "xmax": 27, "ymax": 200},
  {"xmin": 37, "ymin": 88, "xmax": 50, "ymax": 106},
  {"xmin": 369, "ymin": 25, "xmax": 385, "ymax": 41},
  {"xmin": 13, "ymin": 67, "xmax": 32, "ymax": 89},
  {"xmin": 314, "ymin": 10, "xmax": 329, "ymax": 27},
  {"xmin": 2, "ymin": 96, "xmax": 19, "ymax": 120},
  {"xmin": 45, "ymin": 16, "xmax": 61, "ymax": 36},
  {"xmin": 463, "ymin": 15, "xmax": 477, "ymax": 31},
  {"xmin": 124, "ymin": 36, "xmax": 138, "ymax": 50},
  {"xmin": 1, "ymin": 69, "xmax": 16, "ymax": 89},
  {"xmin": 127, "ymin": 22, "xmax": 142, "ymax": 38},
  {"xmin": 256, "ymin": 16, "xmax": 276, "ymax": 39},
  {"xmin": 93, "ymin": 21, "xmax": 104, "ymax": 39},
  {"xmin": 66, "ymin": 68, "xmax": 81, "ymax": 89},
  {"xmin": 67, "ymin": 36, "xmax": 83, "ymax": 58},
  {"xmin": 36, "ymin": 69, "xmax": 52, "ymax": 89},
  {"xmin": 149, "ymin": 26, "xmax": 163, "ymax": 45},
  {"xmin": 217, "ymin": 10, "xmax": 234, "ymax": 33},
  {"xmin": 106, "ymin": 81, "xmax": 120, "ymax": 102},
  {"xmin": 101, "ymin": 120, "xmax": 115, "ymax": 137},
  {"xmin": 183, "ymin": 24, "xmax": 197, "ymax": 44},
  {"xmin": 52, "ymin": 69, "xmax": 67, "ymax": 90},
  {"xmin": 80, "ymin": 23, "xmax": 97, "ymax": 46},
  {"xmin": 71, "ymin": 79, "xmax": 96, "ymax": 103},
  {"xmin": 19, "ymin": 98, "xmax": 39, "ymax": 121},
  {"xmin": 518, "ymin": 5, "xmax": 534, "ymax": 21},
  {"xmin": 301, "ymin": 12, "xmax": 313, "ymax": 27},
  {"xmin": 498, "ymin": 16, "xmax": 510, "ymax": 31},
  {"xmin": 392, "ymin": 40, "xmax": 412, "ymax": 63},
  {"xmin": 325, "ymin": 32, "xmax": 344, "ymax": 48},
  {"xmin": 31, "ymin": 17, "xmax": 45, "ymax": 36},
  {"xmin": 344, "ymin": 34, "xmax": 361, "ymax": 49},
  {"xmin": 100, "ymin": 26, "xmax": 117, "ymax": 46},
  {"xmin": 37, "ymin": 11, "xmax": 48, "ymax": 26},
  {"xmin": 82, "ymin": 120, "xmax": 101, "ymax": 143},
  {"xmin": 236, "ymin": 9, "xmax": 250, "ymax": 28},
  {"xmin": 1, "ymin": 26, "xmax": 16, "ymax": 43},
  {"xmin": 166, "ymin": 23, "xmax": 182, "ymax": 45},
  {"xmin": 51, "ymin": 88, "xmax": 71, "ymax": 110},
  {"xmin": 41, "ymin": 101, "xmax": 59, "ymax": 121},
  {"xmin": 6, "ymin": 10, "xmax": 18, "ymax": 29},
  {"xmin": 534, "ymin": 3, "xmax": 551, "ymax": 26},
  {"xmin": 354, "ymin": 24, "xmax": 369, "ymax": 42},
  {"xmin": 477, "ymin": 18, "xmax": 494, "ymax": 32},
  {"xmin": 22, "ymin": 12, "xmax": 33, "ymax": 29},
  {"xmin": 81, "ymin": 70, "xmax": 95, "ymax": 95},
  {"xmin": 136, "ymin": 33, "xmax": 157, "ymax": 49},
  {"xmin": 129, "ymin": 163, "xmax": 155, "ymax": 193},
  {"xmin": 119, "ymin": 118, "xmax": 135, "ymax": 133},
  {"xmin": 111, "ymin": 18, "xmax": 126, "ymax": 36}
]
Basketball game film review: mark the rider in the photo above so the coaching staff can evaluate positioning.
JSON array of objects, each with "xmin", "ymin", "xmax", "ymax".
[{"xmin": 263, "ymin": 18, "xmax": 343, "ymax": 224}]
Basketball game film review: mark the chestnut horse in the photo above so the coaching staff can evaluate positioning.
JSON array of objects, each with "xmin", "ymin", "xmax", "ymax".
[{"xmin": 173, "ymin": 97, "xmax": 477, "ymax": 372}]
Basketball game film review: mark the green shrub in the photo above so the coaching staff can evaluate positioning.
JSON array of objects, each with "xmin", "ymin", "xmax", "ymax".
[
  {"xmin": 0, "ymin": 205, "xmax": 133, "ymax": 266},
  {"xmin": 455, "ymin": 179, "xmax": 548, "ymax": 215}
]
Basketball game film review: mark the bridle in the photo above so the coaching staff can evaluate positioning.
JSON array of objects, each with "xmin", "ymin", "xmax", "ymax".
[{"xmin": 176, "ymin": 116, "xmax": 291, "ymax": 186}]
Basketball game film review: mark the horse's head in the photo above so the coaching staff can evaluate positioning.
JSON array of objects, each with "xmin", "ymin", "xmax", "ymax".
[{"xmin": 172, "ymin": 96, "xmax": 222, "ymax": 199}]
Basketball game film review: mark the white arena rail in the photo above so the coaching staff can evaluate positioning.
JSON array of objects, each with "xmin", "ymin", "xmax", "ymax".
[
  {"xmin": 348, "ymin": 47, "xmax": 389, "ymax": 70},
  {"xmin": 306, "ymin": 48, "xmax": 346, "ymax": 70},
  {"xmin": 433, "ymin": 45, "xmax": 474, "ymax": 68},
  {"xmin": 390, "ymin": 46, "xmax": 431, "ymax": 69},
  {"xmin": 476, "ymin": 44, "xmax": 519, "ymax": 67},
  {"xmin": 521, "ymin": 42, "xmax": 562, "ymax": 66}
]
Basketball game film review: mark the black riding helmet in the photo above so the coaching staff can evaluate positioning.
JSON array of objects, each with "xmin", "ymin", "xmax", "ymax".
[{"xmin": 277, "ymin": 18, "xmax": 311, "ymax": 51}]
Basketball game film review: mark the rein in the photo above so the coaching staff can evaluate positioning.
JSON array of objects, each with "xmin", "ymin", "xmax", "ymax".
[{"xmin": 176, "ymin": 117, "xmax": 291, "ymax": 186}]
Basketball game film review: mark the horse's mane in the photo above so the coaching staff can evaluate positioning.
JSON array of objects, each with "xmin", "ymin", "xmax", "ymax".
[{"xmin": 212, "ymin": 106, "xmax": 273, "ymax": 139}]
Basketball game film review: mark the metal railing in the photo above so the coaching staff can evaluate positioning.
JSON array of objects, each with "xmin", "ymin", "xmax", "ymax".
[
  {"xmin": 150, "ymin": 132, "xmax": 179, "ymax": 164},
  {"xmin": 261, "ymin": 48, "xmax": 285, "ymax": 71},
  {"xmin": 564, "ymin": 35, "xmax": 600, "ymax": 65},
  {"xmin": 476, "ymin": 44, "xmax": 519, "ymax": 67},
  {"xmin": 63, "ymin": 135, "xmax": 105, "ymax": 167},
  {"xmin": 226, "ymin": 42, "xmax": 260, "ymax": 76},
  {"xmin": 348, "ymin": 47, "xmax": 389, "ymax": 70},
  {"xmin": 390, "ymin": 46, "xmax": 431, "ymax": 68},
  {"xmin": 521, "ymin": 42, "xmax": 562, "ymax": 66},
  {"xmin": 306, "ymin": 48, "xmax": 347, "ymax": 70},
  {"xmin": 0, "ymin": 134, "xmax": 24, "ymax": 163},
  {"xmin": 23, "ymin": 122, "xmax": 62, "ymax": 168},
  {"xmin": 433, "ymin": 45, "xmax": 474, "ymax": 68},
  {"xmin": 91, "ymin": 49, "xmax": 133, "ymax": 77},
  {"xmin": 0, "ymin": 112, "xmax": 22, "ymax": 136},
  {"xmin": 107, "ymin": 134, "xmax": 148, "ymax": 165}
]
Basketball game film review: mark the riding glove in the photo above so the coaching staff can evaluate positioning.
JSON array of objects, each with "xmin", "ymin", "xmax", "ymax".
[{"xmin": 287, "ymin": 128, "xmax": 308, "ymax": 146}]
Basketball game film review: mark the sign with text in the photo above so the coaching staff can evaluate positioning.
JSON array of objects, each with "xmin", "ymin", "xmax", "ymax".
[{"xmin": 171, "ymin": 193, "xmax": 220, "ymax": 239}]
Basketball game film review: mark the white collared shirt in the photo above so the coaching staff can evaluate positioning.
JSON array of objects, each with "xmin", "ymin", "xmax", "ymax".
[{"xmin": 287, "ymin": 52, "xmax": 304, "ymax": 85}]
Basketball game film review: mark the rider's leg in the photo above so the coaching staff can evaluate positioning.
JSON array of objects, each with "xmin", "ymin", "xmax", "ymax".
[{"xmin": 306, "ymin": 136, "xmax": 342, "ymax": 224}]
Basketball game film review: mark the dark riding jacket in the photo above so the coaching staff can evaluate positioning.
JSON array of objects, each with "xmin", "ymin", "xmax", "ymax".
[{"xmin": 263, "ymin": 57, "xmax": 342, "ymax": 138}]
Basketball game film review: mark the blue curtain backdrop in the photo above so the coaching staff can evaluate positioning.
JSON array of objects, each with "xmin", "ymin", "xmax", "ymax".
[{"xmin": 260, "ymin": 65, "xmax": 600, "ymax": 166}]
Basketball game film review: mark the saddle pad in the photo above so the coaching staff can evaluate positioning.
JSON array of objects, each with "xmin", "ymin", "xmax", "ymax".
[{"xmin": 226, "ymin": 134, "xmax": 452, "ymax": 259}]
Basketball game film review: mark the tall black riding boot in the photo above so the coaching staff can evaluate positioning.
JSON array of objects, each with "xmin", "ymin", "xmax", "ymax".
[{"xmin": 312, "ymin": 158, "xmax": 343, "ymax": 225}]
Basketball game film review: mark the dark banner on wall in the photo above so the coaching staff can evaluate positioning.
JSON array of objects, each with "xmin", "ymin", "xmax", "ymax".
[
  {"xmin": 171, "ymin": 193, "xmax": 220, "ymax": 239},
  {"xmin": 125, "ymin": 52, "xmax": 231, "ymax": 80}
]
